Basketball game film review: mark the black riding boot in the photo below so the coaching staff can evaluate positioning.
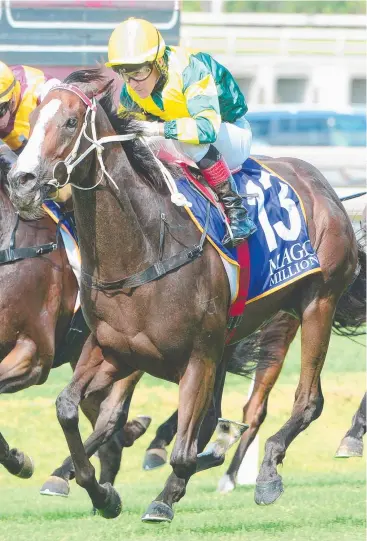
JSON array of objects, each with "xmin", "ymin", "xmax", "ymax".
[
  {"xmin": 197, "ymin": 145, "xmax": 257, "ymax": 248},
  {"xmin": 214, "ymin": 176, "xmax": 257, "ymax": 248}
]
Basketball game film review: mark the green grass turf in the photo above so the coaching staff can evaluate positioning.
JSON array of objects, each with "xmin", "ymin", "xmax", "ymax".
[{"xmin": 0, "ymin": 332, "xmax": 364, "ymax": 540}]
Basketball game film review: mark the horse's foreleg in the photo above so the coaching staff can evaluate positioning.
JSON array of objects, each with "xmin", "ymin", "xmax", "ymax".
[
  {"xmin": 0, "ymin": 337, "xmax": 46, "ymax": 479},
  {"xmin": 41, "ymin": 397, "xmax": 151, "ymax": 497},
  {"xmin": 40, "ymin": 334, "xmax": 103, "ymax": 497},
  {"xmin": 56, "ymin": 357, "xmax": 142, "ymax": 519},
  {"xmin": 0, "ymin": 431, "xmax": 34, "ymax": 479},
  {"xmin": 93, "ymin": 416, "xmax": 151, "ymax": 488},
  {"xmin": 143, "ymin": 410, "xmax": 178, "ymax": 471},
  {"xmin": 255, "ymin": 295, "xmax": 335, "ymax": 506},
  {"xmin": 335, "ymin": 393, "xmax": 366, "ymax": 458},
  {"xmin": 219, "ymin": 315, "xmax": 300, "ymax": 494},
  {"xmin": 142, "ymin": 354, "xmax": 218, "ymax": 523},
  {"xmin": 83, "ymin": 396, "xmax": 150, "ymax": 489}
]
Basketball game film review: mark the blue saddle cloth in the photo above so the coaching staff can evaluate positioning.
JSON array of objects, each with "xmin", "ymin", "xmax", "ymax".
[{"xmin": 176, "ymin": 157, "xmax": 321, "ymax": 303}]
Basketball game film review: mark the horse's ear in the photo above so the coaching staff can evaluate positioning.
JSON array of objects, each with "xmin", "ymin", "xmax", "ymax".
[
  {"xmin": 93, "ymin": 79, "xmax": 115, "ymax": 101},
  {"xmin": 85, "ymin": 64, "xmax": 115, "ymax": 101}
]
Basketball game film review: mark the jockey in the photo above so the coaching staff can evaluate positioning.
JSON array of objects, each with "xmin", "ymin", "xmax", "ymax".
[
  {"xmin": 105, "ymin": 18, "xmax": 256, "ymax": 248},
  {"xmin": 0, "ymin": 61, "xmax": 60, "ymax": 155}
]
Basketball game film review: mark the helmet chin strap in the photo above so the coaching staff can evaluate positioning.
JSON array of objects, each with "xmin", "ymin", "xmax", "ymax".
[{"xmin": 152, "ymin": 59, "xmax": 168, "ymax": 94}]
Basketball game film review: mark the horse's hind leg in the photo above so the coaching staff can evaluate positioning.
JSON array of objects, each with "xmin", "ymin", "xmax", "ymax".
[
  {"xmin": 98, "ymin": 415, "xmax": 152, "ymax": 486},
  {"xmin": 143, "ymin": 410, "xmax": 178, "ymax": 471},
  {"xmin": 219, "ymin": 314, "xmax": 300, "ymax": 494},
  {"xmin": 255, "ymin": 293, "xmax": 336, "ymax": 506},
  {"xmin": 335, "ymin": 393, "xmax": 366, "ymax": 458}
]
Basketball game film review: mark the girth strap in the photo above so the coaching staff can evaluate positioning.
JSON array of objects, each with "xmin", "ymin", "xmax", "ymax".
[
  {"xmin": 81, "ymin": 201, "xmax": 210, "ymax": 292},
  {"xmin": 0, "ymin": 243, "xmax": 59, "ymax": 264},
  {"xmin": 0, "ymin": 215, "xmax": 60, "ymax": 265}
]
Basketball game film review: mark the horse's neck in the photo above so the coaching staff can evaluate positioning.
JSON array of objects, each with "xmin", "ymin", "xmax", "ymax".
[
  {"xmin": 0, "ymin": 186, "xmax": 17, "ymax": 247},
  {"xmin": 73, "ymin": 153, "xmax": 162, "ymax": 279}
]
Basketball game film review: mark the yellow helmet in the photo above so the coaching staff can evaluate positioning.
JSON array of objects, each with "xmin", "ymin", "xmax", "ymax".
[
  {"xmin": 106, "ymin": 18, "xmax": 165, "ymax": 68},
  {"xmin": 0, "ymin": 61, "xmax": 16, "ymax": 104}
]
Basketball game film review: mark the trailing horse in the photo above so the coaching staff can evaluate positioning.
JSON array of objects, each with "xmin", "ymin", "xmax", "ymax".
[
  {"xmin": 8, "ymin": 68, "xmax": 364, "ymax": 523},
  {"xmin": 0, "ymin": 149, "xmax": 150, "ymax": 491}
]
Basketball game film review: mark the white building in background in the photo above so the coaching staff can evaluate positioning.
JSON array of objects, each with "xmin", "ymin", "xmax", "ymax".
[{"xmin": 181, "ymin": 12, "xmax": 366, "ymax": 108}]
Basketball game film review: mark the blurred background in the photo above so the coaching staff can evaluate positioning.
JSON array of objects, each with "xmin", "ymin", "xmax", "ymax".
[
  {"xmin": 0, "ymin": 6, "xmax": 365, "ymax": 536},
  {"xmin": 1, "ymin": 0, "xmax": 365, "ymax": 212}
]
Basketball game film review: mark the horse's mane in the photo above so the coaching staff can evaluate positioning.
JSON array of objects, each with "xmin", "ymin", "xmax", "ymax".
[{"xmin": 64, "ymin": 68, "xmax": 180, "ymax": 190}]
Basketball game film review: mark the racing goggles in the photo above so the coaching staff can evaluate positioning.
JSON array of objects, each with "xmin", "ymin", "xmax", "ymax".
[
  {"xmin": 0, "ymin": 101, "xmax": 10, "ymax": 118},
  {"xmin": 113, "ymin": 64, "xmax": 153, "ymax": 83}
]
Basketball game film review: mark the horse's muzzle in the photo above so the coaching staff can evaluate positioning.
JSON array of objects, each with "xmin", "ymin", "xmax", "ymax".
[{"xmin": 7, "ymin": 169, "xmax": 43, "ymax": 218}]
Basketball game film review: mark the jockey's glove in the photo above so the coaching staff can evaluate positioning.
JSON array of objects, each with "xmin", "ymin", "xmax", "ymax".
[{"xmin": 140, "ymin": 121, "xmax": 163, "ymax": 138}]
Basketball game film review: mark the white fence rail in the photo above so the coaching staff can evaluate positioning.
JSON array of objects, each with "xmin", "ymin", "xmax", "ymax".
[{"xmin": 181, "ymin": 20, "xmax": 366, "ymax": 57}]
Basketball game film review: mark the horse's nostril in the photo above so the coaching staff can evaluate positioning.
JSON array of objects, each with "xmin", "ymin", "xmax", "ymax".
[
  {"xmin": 10, "ymin": 171, "xmax": 37, "ymax": 188},
  {"xmin": 21, "ymin": 173, "xmax": 36, "ymax": 185}
]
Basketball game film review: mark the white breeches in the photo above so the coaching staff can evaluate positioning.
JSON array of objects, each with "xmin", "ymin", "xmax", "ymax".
[{"xmin": 149, "ymin": 116, "xmax": 252, "ymax": 172}]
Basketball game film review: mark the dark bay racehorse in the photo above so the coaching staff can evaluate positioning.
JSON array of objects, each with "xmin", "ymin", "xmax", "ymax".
[
  {"xmin": 0, "ymin": 148, "xmax": 149, "ymax": 490},
  {"xmin": 8, "ymin": 69, "xmax": 365, "ymax": 522}
]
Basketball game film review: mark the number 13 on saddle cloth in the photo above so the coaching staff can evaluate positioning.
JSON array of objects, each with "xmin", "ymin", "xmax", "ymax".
[{"xmin": 176, "ymin": 157, "xmax": 321, "ymax": 338}]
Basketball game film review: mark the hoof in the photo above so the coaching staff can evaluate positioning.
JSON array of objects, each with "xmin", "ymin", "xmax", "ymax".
[
  {"xmin": 96, "ymin": 483, "xmax": 122, "ymax": 519},
  {"xmin": 40, "ymin": 476, "xmax": 70, "ymax": 497},
  {"xmin": 15, "ymin": 453, "xmax": 34, "ymax": 479},
  {"xmin": 141, "ymin": 500, "xmax": 174, "ymax": 523},
  {"xmin": 335, "ymin": 436, "xmax": 363, "ymax": 458},
  {"xmin": 136, "ymin": 415, "xmax": 152, "ymax": 431},
  {"xmin": 255, "ymin": 477, "xmax": 284, "ymax": 505},
  {"xmin": 143, "ymin": 448, "xmax": 167, "ymax": 471},
  {"xmin": 217, "ymin": 473, "xmax": 236, "ymax": 494}
]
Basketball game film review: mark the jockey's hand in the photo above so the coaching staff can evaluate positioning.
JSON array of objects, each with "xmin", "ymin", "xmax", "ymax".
[{"xmin": 140, "ymin": 121, "xmax": 164, "ymax": 138}]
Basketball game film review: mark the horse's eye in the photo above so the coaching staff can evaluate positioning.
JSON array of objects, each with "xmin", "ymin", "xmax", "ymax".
[{"xmin": 66, "ymin": 118, "xmax": 78, "ymax": 129}]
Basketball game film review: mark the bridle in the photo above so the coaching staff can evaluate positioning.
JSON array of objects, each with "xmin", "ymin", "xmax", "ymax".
[
  {"xmin": 47, "ymin": 83, "xmax": 191, "ymax": 207},
  {"xmin": 48, "ymin": 84, "xmax": 136, "ymax": 193}
]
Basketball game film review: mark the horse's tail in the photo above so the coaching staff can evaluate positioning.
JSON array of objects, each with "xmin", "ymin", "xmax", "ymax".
[
  {"xmin": 332, "ymin": 242, "xmax": 366, "ymax": 337},
  {"xmin": 226, "ymin": 331, "xmax": 267, "ymax": 378},
  {"xmin": 226, "ymin": 312, "xmax": 298, "ymax": 377}
]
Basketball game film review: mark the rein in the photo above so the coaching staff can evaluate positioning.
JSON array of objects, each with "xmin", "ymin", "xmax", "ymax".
[
  {"xmin": 0, "ymin": 213, "xmax": 60, "ymax": 265},
  {"xmin": 48, "ymin": 84, "xmax": 191, "ymax": 206}
]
